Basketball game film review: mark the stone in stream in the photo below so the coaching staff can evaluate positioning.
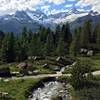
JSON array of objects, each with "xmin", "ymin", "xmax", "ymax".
[{"xmin": 29, "ymin": 82, "xmax": 68, "ymax": 100}]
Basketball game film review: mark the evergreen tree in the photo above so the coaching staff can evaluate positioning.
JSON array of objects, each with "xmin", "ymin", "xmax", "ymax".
[
  {"xmin": 0, "ymin": 31, "xmax": 4, "ymax": 48},
  {"xmin": 69, "ymin": 29, "xmax": 79, "ymax": 57},
  {"xmin": 15, "ymin": 27, "xmax": 29, "ymax": 62},
  {"xmin": 27, "ymin": 29, "xmax": 33, "ymax": 43},
  {"xmin": 71, "ymin": 59, "xmax": 92, "ymax": 89},
  {"xmin": 44, "ymin": 32, "xmax": 54, "ymax": 56},
  {"xmin": 55, "ymin": 25, "xmax": 61, "ymax": 46},
  {"xmin": 93, "ymin": 24, "xmax": 100, "ymax": 44},
  {"xmin": 62, "ymin": 23, "xmax": 72, "ymax": 44},
  {"xmin": 22, "ymin": 27, "xmax": 28, "ymax": 39},
  {"xmin": 38, "ymin": 26, "xmax": 49, "ymax": 43},
  {"xmin": 1, "ymin": 33, "xmax": 16, "ymax": 63},
  {"xmin": 61, "ymin": 23, "xmax": 72, "ymax": 54},
  {"xmin": 28, "ymin": 34, "xmax": 42, "ymax": 56},
  {"xmin": 80, "ymin": 21, "xmax": 92, "ymax": 48},
  {"xmin": 15, "ymin": 38, "xmax": 28, "ymax": 62},
  {"xmin": 56, "ymin": 37, "xmax": 65, "ymax": 56}
]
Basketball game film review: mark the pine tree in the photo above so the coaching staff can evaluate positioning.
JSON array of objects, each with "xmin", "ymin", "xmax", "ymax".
[
  {"xmin": 55, "ymin": 25, "xmax": 61, "ymax": 47},
  {"xmin": 56, "ymin": 37, "xmax": 65, "ymax": 56},
  {"xmin": 80, "ymin": 21, "xmax": 92, "ymax": 48},
  {"xmin": 15, "ymin": 38, "xmax": 28, "ymax": 62},
  {"xmin": 27, "ymin": 29, "xmax": 33, "ymax": 43},
  {"xmin": 94, "ymin": 24, "xmax": 100, "ymax": 44},
  {"xmin": 28, "ymin": 34, "xmax": 42, "ymax": 56},
  {"xmin": 69, "ymin": 28, "xmax": 81, "ymax": 57},
  {"xmin": 44, "ymin": 32, "xmax": 54, "ymax": 56},
  {"xmin": 61, "ymin": 23, "xmax": 72, "ymax": 54},
  {"xmin": 1, "ymin": 33, "xmax": 16, "ymax": 63},
  {"xmin": 38, "ymin": 26, "xmax": 49, "ymax": 43},
  {"xmin": 0, "ymin": 31, "xmax": 4, "ymax": 48},
  {"xmin": 62, "ymin": 23, "xmax": 72, "ymax": 44},
  {"xmin": 15, "ymin": 27, "xmax": 28, "ymax": 62}
]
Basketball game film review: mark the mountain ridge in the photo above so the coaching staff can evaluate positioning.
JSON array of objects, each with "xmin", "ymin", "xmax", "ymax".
[{"xmin": 0, "ymin": 9, "xmax": 99, "ymax": 34}]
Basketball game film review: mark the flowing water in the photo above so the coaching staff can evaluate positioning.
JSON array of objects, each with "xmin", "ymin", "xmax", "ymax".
[{"xmin": 28, "ymin": 81, "xmax": 68, "ymax": 100}]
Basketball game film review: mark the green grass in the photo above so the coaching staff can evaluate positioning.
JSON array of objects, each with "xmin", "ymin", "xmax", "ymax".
[
  {"xmin": 0, "ymin": 60, "xmax": 56, "ymax": 74},
  {"xmin": 0, "ymin": 63, "xmax": 19, "ymax": 72},
  {"xmin": 77, "ymin": 57, "xmax": 100, "ymax": 70},
  {"xmin": 0, "ymin": 78, "xmax": 40, "ymax": 100},
  {"xmin": 93, "ymin": 59, "xmax": 100, "ymax": 70},
  {"xmin": 75, "ymin": 87, "xmax": 100, "ymax": 100},
  {"xmin": 69, "ymin": 75, "xmax": 100, "ymax": 100},
  {"xmin": 62, "ymin": 68, "xmax": 72, "ymax": 74}
]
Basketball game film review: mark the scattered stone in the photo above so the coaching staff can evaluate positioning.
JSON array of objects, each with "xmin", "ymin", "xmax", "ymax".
[
  {"xmin": 17, "ymin": 63, "xmax": 27, "ymax": 69},
  {"xmin": 80, "ymin": 48, "xmax": 88, "ymax": 54},
  {"xmin": 87, "ymin": 50, "xmax": 94, "ymax": 56},
  {"xmin": 28, "ymin": 56, "xmax": 32, "ymax": 60},
  {"xmin": 28, "ymin": 56, "xmax": 35, "ymax": 60},
  {"xmin": 43, "ymin": 64, "xmax": 49, "ymax": 68},
  {"xmin": 4, "ymin": 79, "xmax": 9, "ymax": 82},
  {"xmin": 56, "ymin": 57, "xmax": 73, "ymax": 66},
  {"xmin": 11, "ymin": 72, "xmax": 20, "ymax": 74},
  {"xmin": 28, "ymin": 71, "xmax": 33, "ymax": 75},
  {"xmin": 33, "ymin": 70, "xmax": 39, "ymax": 75},
  {"xmin": 34, "ymin": 56, "xmax": 45, "ymax": 61},
  {"xmin": 27, "ymin": 63, "xmax": 32, "ymax": 67},
  {"xmin": 16, "ymin": 63, "xmax": 32, "ymax": 69},
  {"xmin": 2, "ymin": 92, "xmax": 8, "ymax": 95}
]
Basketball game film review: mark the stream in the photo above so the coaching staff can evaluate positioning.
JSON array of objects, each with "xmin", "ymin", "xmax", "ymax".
[
  {"xmin": 28, "ymin": 64, "xmax": 73, "ymax": 100},
  {"xmin": 28, "ymin": 81, "xmax": 68, "ymax": 100}
]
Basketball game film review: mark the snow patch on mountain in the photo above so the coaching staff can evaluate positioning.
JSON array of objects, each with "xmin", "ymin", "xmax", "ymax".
[{"xmin": 53, "ymin": 12, "xmax": 88, "ymax": 24}]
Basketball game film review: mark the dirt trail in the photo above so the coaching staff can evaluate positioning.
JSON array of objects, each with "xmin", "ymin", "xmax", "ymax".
[{"xmin": 6, "ymin": 70, "xmax": 100, "ymax": 80}]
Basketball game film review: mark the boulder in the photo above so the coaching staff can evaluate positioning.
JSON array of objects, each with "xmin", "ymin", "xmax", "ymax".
[
  {"xmin": 28, "ymin": 56, "xmax": 35, "ymax": 60},
  {"xmin": 34, "ymin": 56, "xmax": 45, "ymax": 61},
  {"xmin": 56, "ymin": 57, "xmax": 74, "ymax": 66},
  {"xmin": 80, "ymin": 48, "xmax": 88, "ymax": 54},
  {"xmin": 33, "ymin": 70, "xmax": 39, "ymax": 75},
  {"xmin": 28, "ymin": 56, "xmax": 32, "ymax": 60},
  {"xmin": 17, "ymin": 63, "xmax": 32, "ymax": 69},
  {"xmin": 17, "ymin": 63, "xmax": 27, "ymax": 69},
  {"xmin": 43, "ymin": 63, "xmax": 49, "ymax": 68},
  {"xmin": 27, "ymin": 63, "xmax": 32, "ymax": 67},
  {"xmin": 87, "ymin": 50, "xmax": 94, "ymax": 56}
]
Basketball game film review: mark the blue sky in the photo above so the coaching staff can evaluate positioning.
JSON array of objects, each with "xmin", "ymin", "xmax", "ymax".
[
  {"xmin": 39, "ymin": 0, "xmax": 91, "ymax": 14},
  {"xmin": 0, "ymin": 0, "xmax": 99, "ymax": 16}
]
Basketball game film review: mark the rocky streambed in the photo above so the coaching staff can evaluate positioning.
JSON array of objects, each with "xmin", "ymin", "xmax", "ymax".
[{"xmin": 28, "ymin": 78, "xmax": 69, "ymax": 100}]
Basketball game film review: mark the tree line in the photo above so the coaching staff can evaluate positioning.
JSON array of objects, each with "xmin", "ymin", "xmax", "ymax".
[
  {"xmin": 0, "ymin": 21, "xmax": 100, "ymax": 63},
  {"xmin": 70, "ymin": 20, "xmax": 100, "ymax": 56},
  {"xmin": 0, "ymin": 23, "xmax": 72, "ymax": 63}
]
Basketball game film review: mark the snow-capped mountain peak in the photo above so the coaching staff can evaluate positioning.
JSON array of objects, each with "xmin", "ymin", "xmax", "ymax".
[
  {"xmin": 26, "ymin": 9, "xmax": 47, "ymax": 22},
  {"xmin": 0, "ymin": 6, "xmax": 99, "ymax": 34}
]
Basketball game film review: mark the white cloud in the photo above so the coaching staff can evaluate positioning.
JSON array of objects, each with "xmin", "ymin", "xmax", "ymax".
[
  {"xmin": 48, "ymin": 0, "xmax": 65, "ymax": 5},
  {"xmin": 76, "ymin": 0, "xmax": 100, "ymax": 13},
  {"xmin": 0, "ymin": 0, "xmax": 66, "ymax": 15},
  {"xmin": 67, "ymin": 0, "xmax": 75, "ymax": 1},
  {"xmin": 65, "ymin": 4, "xmax": 73, "ymax": 8},
  {"xmin": 0, "ymin": 0, "xmax": 99, "ymax": 16},
  {"xmin": 0, "ymin": 0, "xmax": 42, "ymax": 15}
]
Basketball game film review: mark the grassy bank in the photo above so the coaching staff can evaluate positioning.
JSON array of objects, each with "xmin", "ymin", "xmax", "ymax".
[{"xmin": 0, "ymin": 78, "xmax": 40, "ymax": 100}]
